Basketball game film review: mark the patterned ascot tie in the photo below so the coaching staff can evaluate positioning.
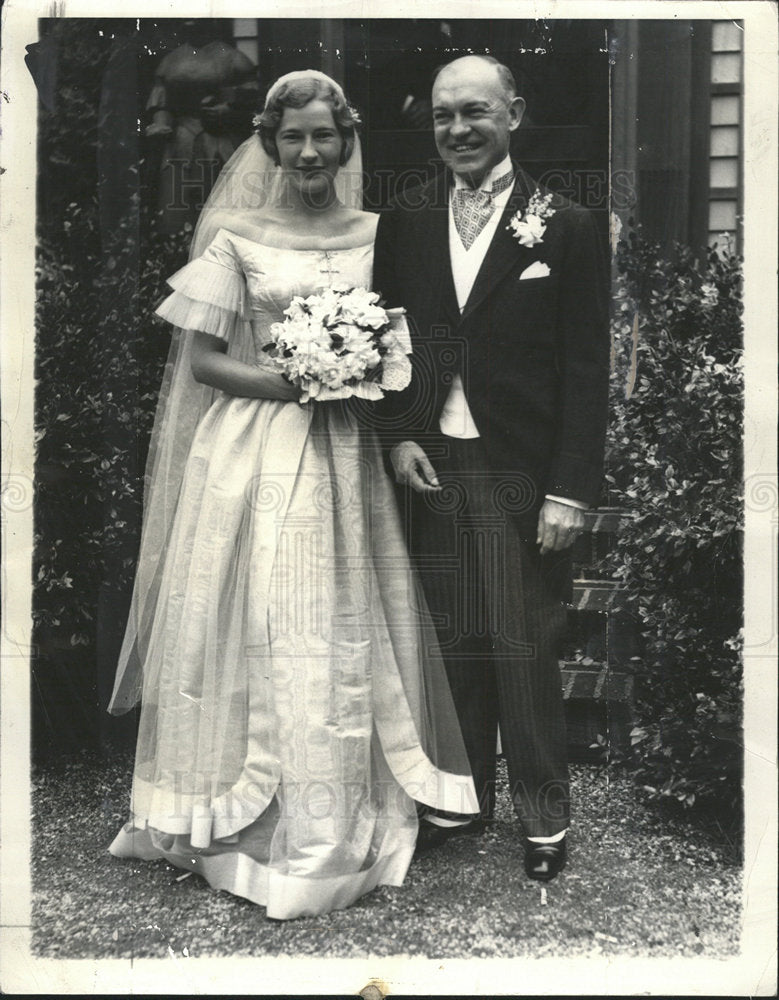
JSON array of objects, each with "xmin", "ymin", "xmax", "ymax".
[{"xmin": 451, "ymin": 170, "xmax": 515, "ymax": 250}]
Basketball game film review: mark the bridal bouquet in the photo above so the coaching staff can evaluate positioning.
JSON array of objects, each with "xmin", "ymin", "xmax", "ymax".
[{"xmin": 263, "ymin": 284, "xmax": 412, "ymax": 403}]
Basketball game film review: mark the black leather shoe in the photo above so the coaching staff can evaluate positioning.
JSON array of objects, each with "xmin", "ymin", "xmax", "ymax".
[
  {"xmin": 414, "ymin": 819, "xmax": 485, "ymax": 856},
  {"xmin": 523, "ymin": 837, "xmax": 567, "ymax": 882}
]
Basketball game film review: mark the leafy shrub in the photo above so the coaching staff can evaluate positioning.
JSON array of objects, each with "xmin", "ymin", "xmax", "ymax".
[
  {"xmin": 604, "ymin": 230, "xmax": 743, "ymax": 823},
  {"xmin": 32, "ymin": 18, "xmax": 195, "ymax": 746},
  {"xmin": 34, "ymin": 199, "xmax": 190, "ymax": 737},
  {"xmin": 36, "ymin": 19, "xmax": 123, "ymax": 220}
]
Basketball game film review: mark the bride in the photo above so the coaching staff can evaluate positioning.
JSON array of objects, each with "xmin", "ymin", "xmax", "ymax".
[{"xmin": 107, "ymin": 70, "xmax": 477, "ymax": 920}]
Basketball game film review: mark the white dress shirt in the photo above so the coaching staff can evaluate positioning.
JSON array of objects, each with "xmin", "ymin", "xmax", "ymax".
[
  {"xmin": 439, "ymin": 157, "xmax": 585, "ymax": 511},
  {"xmin": 440, "ymin": 156, "xmax": 514, "ymax": 439}
]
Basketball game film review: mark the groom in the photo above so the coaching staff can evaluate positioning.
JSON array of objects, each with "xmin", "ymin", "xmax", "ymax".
[{"xmin": 373, "ymin": 55, "xmax": 609, "ymax": 881}]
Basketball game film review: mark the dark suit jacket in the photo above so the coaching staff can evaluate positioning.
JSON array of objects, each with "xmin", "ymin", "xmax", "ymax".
[{"xmin": 372, "ymin": 164, "xmax": 610, "ymax": 531}]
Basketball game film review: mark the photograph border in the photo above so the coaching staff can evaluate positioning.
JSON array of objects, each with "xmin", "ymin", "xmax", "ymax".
[{"xmin": 1, "ymin": 0, "xmax": 776, "ymax": 994}]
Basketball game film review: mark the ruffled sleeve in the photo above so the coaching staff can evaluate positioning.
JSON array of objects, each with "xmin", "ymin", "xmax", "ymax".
[{"xmin": 155, "ymin": 229, "xmax": 249, "ymax": 341}]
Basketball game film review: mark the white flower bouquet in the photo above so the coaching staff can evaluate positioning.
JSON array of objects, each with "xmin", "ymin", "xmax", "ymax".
[{"xmin": 263, "ymin": 284, "xmax": 412, "ymax": 403}]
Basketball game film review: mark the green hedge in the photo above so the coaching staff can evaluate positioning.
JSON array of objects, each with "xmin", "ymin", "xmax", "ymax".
[
  {"xmin": 605, "ymin": 230, "xmax": 743, "ymax": 823},
  {"xmin": 34, "ymin": 200, "xmax": 190, "ymax": 743}
]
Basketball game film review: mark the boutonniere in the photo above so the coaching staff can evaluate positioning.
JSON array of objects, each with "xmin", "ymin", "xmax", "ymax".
[{"xmin": 507, "ymin": 190, "xmax": 556, "ymax": 247}]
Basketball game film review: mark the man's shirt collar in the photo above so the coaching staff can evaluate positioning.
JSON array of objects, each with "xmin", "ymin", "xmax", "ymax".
[{"xmin": 452, "ymin": 155, "xmax": 514, "ymax": 193}]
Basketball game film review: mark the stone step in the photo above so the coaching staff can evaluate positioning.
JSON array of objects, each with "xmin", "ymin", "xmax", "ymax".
[
  {"xmin": 559, "ymin": 664, "xmax": 636, "ymax": 762},
  {"xmin": 582, "ymin": 507, "xmax": 626, "ymax": 534},
  {"xmin": 571, "ymin": 578, "xmax": 620, "ymax": 612},
  {"xmin": 571, "ymin": 508, "xmax": 631, "ymax": 568},
  {"xmin": 560, "ymin": 663, "xmax": 634, "ymax": 703}
]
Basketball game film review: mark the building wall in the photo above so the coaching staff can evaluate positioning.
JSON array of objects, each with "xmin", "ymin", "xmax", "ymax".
[
  {"xmin": 708, "ymin": 20, "xmax": 743, "ymax": 250},
  {"xmin": 230, "ymin": 18, "xmax": 611, "ymax": 220},
  {"xmin": 232, "ymin": 18, "xmax": 742, "ymax": 252},
  {"xmin": 610, "ymin": 19, "xmax": 743, "ymax": 253}
]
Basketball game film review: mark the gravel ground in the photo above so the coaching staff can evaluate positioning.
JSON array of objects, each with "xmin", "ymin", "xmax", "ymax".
[{"xmin": 31, "ymin": 751, "xmax": 741, "ymax": 960}]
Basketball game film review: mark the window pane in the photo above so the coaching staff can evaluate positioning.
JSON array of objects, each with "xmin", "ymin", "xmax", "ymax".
[
  {"xmin": 712, "ymin": 21, "xmax": 743, "ymax": 52},
  {"xmin": 233, "ymin": 19, "xmax": 257, "ymax": 37},
  {"xmin": 710, "ymin": 158, "xmax": 739, "ymax": 189},
  {"xmin": 710, "ymin": 126, "xmax": 739, "ymax": 156},
  {"xmin": 236, "ymin": 38, "xmax": 258, "ymax": 62},
  {"xmin": 711, "ymin": 53, "xmax": 742, "ymax": 84},
  {"xmin": 709, "ymin": 200, "xmax": 737, "ymax": 231},
  {"xmin": 711, "ymin": 95, "xmax": 740, "ymax": 125}
]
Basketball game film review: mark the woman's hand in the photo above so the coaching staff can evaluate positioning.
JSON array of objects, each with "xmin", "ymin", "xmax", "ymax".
[
  {"xmin": 190, "ymin": 331, "xmax": 301, "ymax": 402},
  {"xmin": 257, "ymin": 370, "xmax": 302, "ymax": 402}
]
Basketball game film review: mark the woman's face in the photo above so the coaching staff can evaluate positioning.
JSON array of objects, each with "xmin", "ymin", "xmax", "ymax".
[{"xmin": 275, "ymin": 99, "xmax": 344, "ymax": 202}]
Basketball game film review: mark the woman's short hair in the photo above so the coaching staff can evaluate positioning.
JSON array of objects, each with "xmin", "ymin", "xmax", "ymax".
[{"xmin": 257, "ymin": 76, "xmax": 359, "ymax": 166}]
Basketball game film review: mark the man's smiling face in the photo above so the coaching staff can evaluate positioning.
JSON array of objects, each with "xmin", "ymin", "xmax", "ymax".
[{"xmin": 432, "ymin": 56, "xmax": 524, "ymax": 188}]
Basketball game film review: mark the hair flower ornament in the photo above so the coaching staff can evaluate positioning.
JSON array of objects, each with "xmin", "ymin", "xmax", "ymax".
[
  {"xmin": 251, "ymin": 102, "xmax": 360, "ymax": 136},
  {"xmin": 507, "ymin": 190, "xmax": 556, "ymax": 247}
]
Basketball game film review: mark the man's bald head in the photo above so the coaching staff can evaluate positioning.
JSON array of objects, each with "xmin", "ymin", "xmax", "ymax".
[{"xmin": 433, "ymin": 55, "xmax": 518, "ymax": 104}]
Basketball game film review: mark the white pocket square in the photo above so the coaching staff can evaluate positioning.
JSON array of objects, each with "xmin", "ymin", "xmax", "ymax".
[{"xmin": 519, "ymin": 261, "xmax": 551, "ymax": 280}]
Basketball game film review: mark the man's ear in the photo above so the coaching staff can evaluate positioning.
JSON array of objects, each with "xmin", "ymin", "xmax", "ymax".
[{"xmin": 508, "ymin": 96, "xmax": 525, "ymax": 132}]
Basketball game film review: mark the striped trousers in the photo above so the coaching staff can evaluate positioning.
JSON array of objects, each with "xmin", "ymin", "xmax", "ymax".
[{"xmin": 402, "ymin": 435, "xmax": 570, "ymax": 838}]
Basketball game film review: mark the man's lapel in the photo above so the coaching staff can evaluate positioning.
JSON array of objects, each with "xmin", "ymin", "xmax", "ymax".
[
  {"xmin": 460, "ymin": 165, "xmax": 538, "ymax": 323},
  {"xmin": 423, "ymin": 172, "xmax": 461, "ymax": 326}
]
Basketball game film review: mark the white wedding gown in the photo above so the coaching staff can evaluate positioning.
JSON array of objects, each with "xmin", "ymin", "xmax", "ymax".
[{"xmin": 108, "ymin": 223, "xmax": 477, "ymax": 919}]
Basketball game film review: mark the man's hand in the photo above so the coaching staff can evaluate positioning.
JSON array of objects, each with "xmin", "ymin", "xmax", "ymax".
[
  {"xmin": 390, "ymin": 441, "xmax": 441, "ymax": 493},
  {"xmin": 536, "ymin": 498, "xmax": 585, "ymax": 555}
]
